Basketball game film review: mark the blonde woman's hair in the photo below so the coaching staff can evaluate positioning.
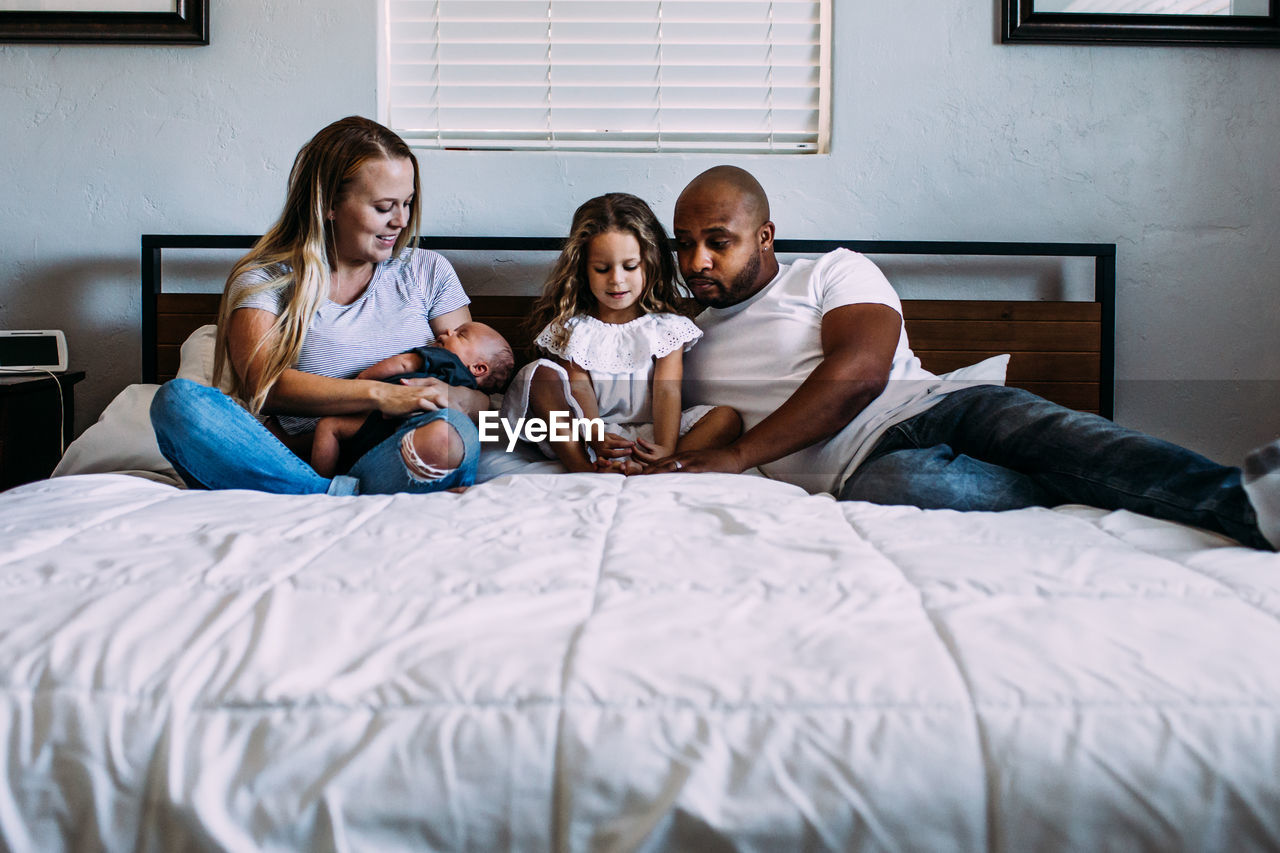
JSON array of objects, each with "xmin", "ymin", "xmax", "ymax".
[
  {"xmin": 526, "ymin": 193, "xmax": 682, "ymax": 351},
  {"xmin": 212, "ymin": 116, "xmax": 422, "ymax": 414}
]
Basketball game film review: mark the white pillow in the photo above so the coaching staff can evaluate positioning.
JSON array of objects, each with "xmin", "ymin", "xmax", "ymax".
[
  {"xmin": 176, "ymin": 324, "xmax": 237, "ymax": 393},
  {"xmin": 937, "ymin": 353, "xmax": 1010, "ymax": 386},
  {"xmin": 52, "ymin": 384, "xmax": 183, "ymax": 485},
  {"xmin": 52, "ymin": 326, "xmax": 233, "ymax": 486}
]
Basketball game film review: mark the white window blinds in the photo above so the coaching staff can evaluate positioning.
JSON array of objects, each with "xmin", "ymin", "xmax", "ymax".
[{"xmin": 383, "ymin": 1, "xmax": 831, "ymax": 153}]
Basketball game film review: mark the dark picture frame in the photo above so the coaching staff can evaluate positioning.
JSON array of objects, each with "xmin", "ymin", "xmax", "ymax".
[
  {"xmin": 0, "ymin": 0, "xmax": 207, "ymax": 44},
  {"xmin": 1002, "ymin": 0, "xmax": 1280, "ymax": 46}
]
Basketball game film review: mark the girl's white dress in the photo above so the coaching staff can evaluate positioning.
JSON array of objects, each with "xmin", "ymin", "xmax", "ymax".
[{"xmin": 500, "ymin": 312, "xmax": 715, "ymax": 460}]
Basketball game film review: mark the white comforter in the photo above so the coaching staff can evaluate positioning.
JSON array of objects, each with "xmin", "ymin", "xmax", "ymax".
[{"xmin": 1, "ymin": 473, "xmax": 1278, "ymax": 852}]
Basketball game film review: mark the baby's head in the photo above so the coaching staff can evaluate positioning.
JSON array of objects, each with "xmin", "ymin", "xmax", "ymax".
[{"xmin": 433, "ymin": 321, "xmax": 514, "ymax": 392}]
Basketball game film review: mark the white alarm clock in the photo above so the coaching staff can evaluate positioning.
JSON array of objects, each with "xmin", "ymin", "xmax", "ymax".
[{"xmin": 0, "ymin": 330, "xmax": 69, "ymax": 372}]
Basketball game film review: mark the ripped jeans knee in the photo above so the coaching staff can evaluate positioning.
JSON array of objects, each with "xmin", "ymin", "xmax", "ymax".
[
  {"xmin": 347, "ymin": 407, "xmax": 480, "ymax": 495},
  {"xmin": 399, "ymin": 421, "xmax": 463, "ymax": 482}
]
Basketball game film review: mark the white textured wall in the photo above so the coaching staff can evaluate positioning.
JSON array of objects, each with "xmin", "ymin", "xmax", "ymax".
[{"xmin": 2, "ymin": 0, "xmax": 1276, "ymax": 464}]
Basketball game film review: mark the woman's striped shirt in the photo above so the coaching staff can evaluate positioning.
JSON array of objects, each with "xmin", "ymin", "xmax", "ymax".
[{"xmin": 229, "ymin": 248, "xmax": 470, "ymax": 433}]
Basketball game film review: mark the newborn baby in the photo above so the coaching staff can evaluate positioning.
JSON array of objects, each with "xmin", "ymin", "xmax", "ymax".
[{"xmin": 311, "ymin": 321, "xmax": 514, "ymax": 477}]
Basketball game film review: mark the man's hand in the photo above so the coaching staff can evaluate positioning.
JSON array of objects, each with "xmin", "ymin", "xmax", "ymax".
[{"xmin": 643, "ymin": 446, "xmax": 746, "ymax": 476}]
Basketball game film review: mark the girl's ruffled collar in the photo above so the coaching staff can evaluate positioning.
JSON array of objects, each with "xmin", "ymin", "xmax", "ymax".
[{"xmin": 535, "ymin": 312, "xmax": 702, "ymax": 373}]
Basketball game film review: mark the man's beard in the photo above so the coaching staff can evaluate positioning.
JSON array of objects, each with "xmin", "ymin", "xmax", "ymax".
[{"xmin": 691, "ymin": 250, "xmax": 762, "ymax": 309}]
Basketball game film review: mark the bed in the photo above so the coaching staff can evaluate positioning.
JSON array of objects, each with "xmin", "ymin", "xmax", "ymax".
[{"xmin": 2, "ymin": 237, "xmax": 1277, "ymax": 852}]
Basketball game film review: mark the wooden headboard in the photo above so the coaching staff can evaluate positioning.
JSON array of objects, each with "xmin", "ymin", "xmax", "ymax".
[{"xmin": 143, "ymin": 236, "xmax": 1115, "ymax": 416}]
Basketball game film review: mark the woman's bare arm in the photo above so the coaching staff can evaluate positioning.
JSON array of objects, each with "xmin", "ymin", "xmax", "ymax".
[
  {"xmin": 227, "ymin": 307, "xmax": 452, "ymax": 418},
  {"xmin": 428, "ymin": 306, "xmax": 472, "ymax": 336}
]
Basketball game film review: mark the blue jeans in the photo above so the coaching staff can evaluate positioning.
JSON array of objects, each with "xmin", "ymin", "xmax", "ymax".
[
  {"xmin": 149, "ymin": 379, "xmax": 479, "ymax": 495},
  {"xmin": 838, "ymin": 385, "xmax": 1268, "ymax": 549}
]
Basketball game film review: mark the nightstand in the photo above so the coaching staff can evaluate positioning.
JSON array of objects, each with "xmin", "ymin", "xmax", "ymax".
[{"xmin": 0, "ymin": 371, "xmax": 86, "ymax": 491}]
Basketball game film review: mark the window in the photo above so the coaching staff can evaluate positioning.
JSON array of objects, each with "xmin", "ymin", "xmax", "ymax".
[{"xmin": 381, "ymin": 1, "xmax": 831, "ymax": 153}]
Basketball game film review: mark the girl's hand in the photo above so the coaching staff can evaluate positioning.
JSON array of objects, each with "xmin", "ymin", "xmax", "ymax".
[
  {"xmin": 594, "ymin": 457, "xmax": 644, "ymax": 476},
  {"xmin": 589, "ymin": 432, "xmax": 636, "ymax": 461},
  {"xmin": 631, "ymin": 437, "xmax": 673, "ymax": 466}
]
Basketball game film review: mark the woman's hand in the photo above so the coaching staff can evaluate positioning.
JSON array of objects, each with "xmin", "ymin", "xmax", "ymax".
[
  {"xmin": 394, "ymin": 377, "xmax": 491, "ymax": 420},
  {"xmin": 370, "ymin": 377, "xmax": 450, "ymax": 416}
]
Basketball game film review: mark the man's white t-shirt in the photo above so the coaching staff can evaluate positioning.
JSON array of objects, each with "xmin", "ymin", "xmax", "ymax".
[{"xmin": 685, "ymin": 248, "xmax": 976, "ymax": 494}]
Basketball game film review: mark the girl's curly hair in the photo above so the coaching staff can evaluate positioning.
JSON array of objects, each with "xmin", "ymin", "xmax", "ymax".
[{"xmin": 526, "ymin": 193, "xmax": 682, "ymax": 351}]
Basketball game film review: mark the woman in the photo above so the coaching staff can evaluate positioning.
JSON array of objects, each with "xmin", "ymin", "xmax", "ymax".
[{"xmin": 150, "ymin": 116, "xmax": 489, "ymax": 495}]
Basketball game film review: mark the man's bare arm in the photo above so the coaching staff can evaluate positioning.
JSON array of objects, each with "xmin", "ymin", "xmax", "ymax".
[{"xmin": 649, "ymin": 302, "xmax": 902, "ymax": 474}]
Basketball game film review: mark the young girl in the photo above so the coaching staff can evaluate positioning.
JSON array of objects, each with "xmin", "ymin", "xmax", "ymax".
[{"xmin": 500, "ymin": 193, "xmax": 739, "ymax": 474}]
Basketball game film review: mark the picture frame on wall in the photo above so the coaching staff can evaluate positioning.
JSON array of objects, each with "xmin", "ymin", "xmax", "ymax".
[
  {"xmin": 0, "ymin": 0, "xmax": 207, "ymax": 44},
  {"xmin": 1002, "ymin": 0, "xmax": 1280, "ymax": 46}
]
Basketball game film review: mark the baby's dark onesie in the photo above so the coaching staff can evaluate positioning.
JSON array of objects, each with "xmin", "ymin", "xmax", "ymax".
[{"xmin": 336, "ymin": 346, "xmax": 478, "ymax": 473}]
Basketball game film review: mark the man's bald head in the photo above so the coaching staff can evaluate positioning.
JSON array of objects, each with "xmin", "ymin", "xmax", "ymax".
[
  {"xmin": 676, "ymin": 165, "xmax": 771, "ymax": 227},
  {"xmin": 673, "ymin": 166, "xmax": 779, "ymax": 308}
]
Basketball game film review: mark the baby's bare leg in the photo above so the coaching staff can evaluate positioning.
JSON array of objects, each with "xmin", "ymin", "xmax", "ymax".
[
  {"xmin": 311, "ymin": 415, "xmax": 365, "ymax": 477},
  {"xmin": 675, "ymin": 406, "xmax": 741, "ymax": 453},
  {"xmin": 311, "ymin": 419, "xmax": 342, "ymax": 477}
]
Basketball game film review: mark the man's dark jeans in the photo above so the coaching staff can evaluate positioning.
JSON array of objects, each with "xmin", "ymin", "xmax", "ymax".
[{"xmin": 839, "ymin": 385, "xmax": 1268, "ymax": 549}]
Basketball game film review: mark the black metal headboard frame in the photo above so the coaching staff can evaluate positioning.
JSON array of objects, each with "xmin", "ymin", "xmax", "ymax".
[{"xmin": 141, "ymin": 235, "xmax": 1116, "ymax": 417}]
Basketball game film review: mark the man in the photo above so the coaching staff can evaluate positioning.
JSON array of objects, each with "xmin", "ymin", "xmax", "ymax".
[{"xmin": 649, "ymin": 165, "xmax": 1279, "ymax": 552}]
